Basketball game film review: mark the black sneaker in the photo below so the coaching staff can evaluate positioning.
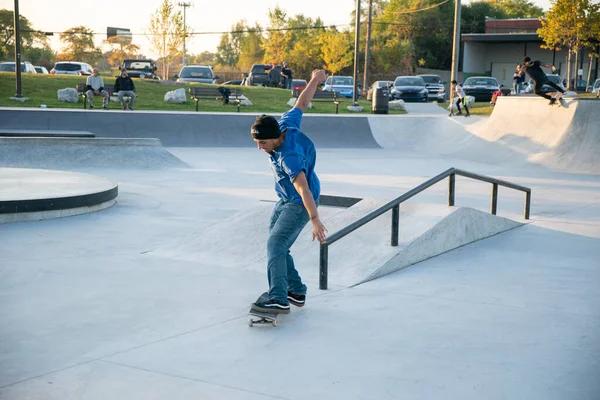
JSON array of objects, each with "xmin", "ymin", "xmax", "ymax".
[
  {"xmin": 251, "ymin": 299, "xmax": 290, "ymax": 314},
  {"xmin": 549, "ymin": 98, "xmax": 557, "ymax": 106},
  {"xmin": 287, "ymin": 291, "xmax": 306, "ymax": 307},
  {"xmin": 102, "ymin": 105, "xmax": 108, "ymax": 110},
  {"xmin": 89, "ymin": 104, "xmax": 94, "ymax": 109}
]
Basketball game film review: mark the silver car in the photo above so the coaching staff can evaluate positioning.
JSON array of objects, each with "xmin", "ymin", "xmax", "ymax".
[
  {"xmin": 591, "ymin": 79, "xmax": 600, "ymax": 98},
  {"xmin": 176, "ymin": 65, "xmax": 219, "ymax": 84},
  {"xmin": 0, "ymin": 61, "xmax": 37, "ymax": 73}
]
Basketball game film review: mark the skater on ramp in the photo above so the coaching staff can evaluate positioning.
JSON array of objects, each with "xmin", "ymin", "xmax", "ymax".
[
  {"xmin": 249, "ymin": 69, "xmax": 329, "ymax": 315},
  {"xmin": 522, "ymin": 56, "xmax": 565, "ymax": 105},
  {"xmin": 451, "ymin": 80, "xmax": 470, "ymax": 117}
]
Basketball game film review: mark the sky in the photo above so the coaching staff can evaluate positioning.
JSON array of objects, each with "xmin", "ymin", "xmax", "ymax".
[{"xmin": 2, "ymin": 0, "xmax": 552, "ymax": 59}]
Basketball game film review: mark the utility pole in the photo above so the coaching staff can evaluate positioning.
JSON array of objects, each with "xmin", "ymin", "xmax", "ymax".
[
  {"xmin": 352, "ymin": 0, "xmax": 362, "ymax": 106},
  {"xmin": 450, "ymin": 0, "xmax": 462, "ymax": 85},
  {"xmin": 363, "ymin": 0, "xmax": 373, "ymax": 95},
  {"xmin": 13, "ymin": 0, "xmax": 22, "ymax": 98},
  {"xmin": 178, "ymin": 2, "xmax": 191, "ymax": 66}
]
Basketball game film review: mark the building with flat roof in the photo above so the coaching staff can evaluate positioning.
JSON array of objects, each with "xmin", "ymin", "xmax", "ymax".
[{"xmin": 462, "ymin": 18, "xmax": 599, "ymax": 89}]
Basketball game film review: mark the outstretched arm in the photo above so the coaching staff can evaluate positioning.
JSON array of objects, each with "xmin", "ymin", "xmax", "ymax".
[
  {"xmin": 292, "ymin": 171, "xmax": 327, "ymax": 244},
  {"xmin": 294, "ymin": 69, "xmax": 327, "ymax": 112},
  {"xmin": 540, "ymin": 62, "xmax": 557, "ymax": 71}
]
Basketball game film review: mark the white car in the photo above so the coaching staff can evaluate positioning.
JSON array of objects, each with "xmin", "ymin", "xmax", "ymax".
[
  {"xmin": 591, "ymin": 79, "xmax": 600, "ymax": 98},
  {"xmin": 50, "ymin": 61, "xmax": 93, "ymax": 76},
  {"xmin": 34, "ymin": 66, "xmax": 49, "ymax": 74},
  {"xmin": 0, "ymin": 61, "xmax": 37, "ymax": 73}
]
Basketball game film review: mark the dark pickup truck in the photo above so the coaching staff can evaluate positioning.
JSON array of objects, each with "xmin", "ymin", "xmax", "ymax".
[
  {"xmin": 120, "ymin": 59, "xmax": 159, "ymax": 79},
  {"xmin": 244, "ymin": 64, "xmax": 283, "ymax": 87}
]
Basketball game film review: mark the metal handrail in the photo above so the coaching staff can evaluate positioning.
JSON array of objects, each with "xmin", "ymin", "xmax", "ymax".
[{"xmin": 319, "ymin": 167, "xmax": 531, "ymax": 289}]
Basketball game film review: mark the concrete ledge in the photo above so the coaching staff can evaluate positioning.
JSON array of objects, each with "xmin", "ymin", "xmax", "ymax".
[
  {"xmin": 0, "ymin": 137, "xmax": 188, "ymax": 169},
  {"xmin": 0, "ymin": 168, "xmax": 118, "ymax": 224}
]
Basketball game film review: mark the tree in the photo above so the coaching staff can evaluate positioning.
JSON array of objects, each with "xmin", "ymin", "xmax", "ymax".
[
  {"xmin": 215, "ymin": 33, "xmax": 238, "ymax": 66},
  {"xmin": 58, "ymin": 26, "xmax": 102, "ymax": 64},
  {"xmin": 237, "ymin": 24, "xmax": 264, "ymax": 72},
  {"xmin": 147, "ymin": 0, "xmax": 186, "ymax": 80},
  {"xmin": 104, "ymin": 36, "xmax": 141, "ymax": 68},
  {"xmin": 461, "ymin": 2, "xmax": 507, "ymax": 34},
  {"xmin": 262, "ymin": 6, "xmax": 290, "ymax": 64},
  {"xmin": 491, "ymin": 0, "xmax": 544, "ymax": 18},
  {"xmin": 0, "ymin": 9, "xmax": 50, "ymax": 61},
  {"xmin": 319, "ymin": 29, "xmax": 353, "ymax": 75},
  {"xmin": 24, "ymin": 46, "xmax": 55, "ymax": 68},
  {"xmin": 285, "ymin": 15, "xmax": 325, "ymax": 79}
]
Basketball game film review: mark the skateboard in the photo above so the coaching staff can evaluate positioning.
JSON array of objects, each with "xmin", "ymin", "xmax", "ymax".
[
  {"xmin": 248, "ymin": 291, "xmax": 279, "ymax": 327},
  {"xmin": 248, "ymin": 310, "xmax": 279, "ymax": 327},
  {"xmin": 549, "ymin": 92, "xmax": 565, "ymax": 107}
]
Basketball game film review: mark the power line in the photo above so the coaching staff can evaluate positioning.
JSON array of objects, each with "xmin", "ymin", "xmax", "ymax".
[{"xmin": 386, "ymin": 0, "xmax": 452, "ymax": 15}]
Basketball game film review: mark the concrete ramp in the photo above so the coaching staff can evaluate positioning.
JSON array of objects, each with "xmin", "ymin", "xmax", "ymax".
[
  {"xmin": 0, "ymin": 137, "xmax": 188, "ymax": 169},
  {"xmin": 467, "ymin": 97, "xmax": 600, "ymax": 173},
  {"xmin": 151, "ymin": 198, "xmax": 523, "ymax": 287}
]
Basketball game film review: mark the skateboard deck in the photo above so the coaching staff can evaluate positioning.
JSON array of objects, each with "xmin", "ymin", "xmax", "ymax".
[{"xmin": 248, "ymin": 291, "xmax": 279, "ymax": 327}]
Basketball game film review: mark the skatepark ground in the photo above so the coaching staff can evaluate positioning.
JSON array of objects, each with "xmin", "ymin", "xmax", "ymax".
[{"xmin": 0, "ymin": 99, "xmax": 599, "ymax": 399}]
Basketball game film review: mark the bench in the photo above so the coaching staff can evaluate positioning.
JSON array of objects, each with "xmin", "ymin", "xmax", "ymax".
[
  {"xmin": 189, "ymin": 87, "xmax": 243, "ymax": 112},
  {"xmin": 292, "ymin": 90, "xmax": 342, "ymax": 114},
  {"xmin": 76, "ymin": 82, "xmax": 134, "ymax": 109}
]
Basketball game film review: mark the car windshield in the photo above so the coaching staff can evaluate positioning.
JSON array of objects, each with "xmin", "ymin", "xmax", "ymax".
[
  {"xmin": 375, "ymin": 81, "xmax": 392, "ymax": 88},
  {"xmin": 54, "ymin": 63, "xmax": 82, "ymax": 71},
  {"xmin": 252, "ymin": 65, "xmax": 269, "ymax": 73},
  {"xmin": 180, "ymin": 67, "xmax": 212, "ymax": 79},
  {"xmin": 595, "ymin": 80, "xmax": 600, "ymax": 89},
  {"xmin": 293, "ymin": 80, "xmax": 307, "ymax": 85},
  {"xmin": 465, "ymin": 78, "xmax": 497, "ymax": 86},
  {"xmin": 394, "ymin": 77, "xmax": 424, "ymax": 86},
  {"xmin": 0, "ymin": 63, "xmax": 28, "ymax": 72},
  {"xmin": 332, "ymin": 77, "xmax": 353, "ymax": 86},
  {"xmin": 420, "ymin": 76, "xmax": 441, "ymax": 84},
  {"xmin": 123, "ymin": 61, "xmax": 153, "ymax": 71}
]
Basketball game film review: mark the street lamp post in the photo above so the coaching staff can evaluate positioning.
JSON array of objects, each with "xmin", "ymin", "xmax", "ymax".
[
  {"xmin": 352, "ymin": 0, "xmax": 362, "ymax": 106},
  {"xmin": 178, "ymin": 2, "xmax": 191, "ymax": 66},
  {"xmin": 14, "ymin": 0, "xmax": 22, "ymax": 98},
  {"xmin": 450, "ymin": 0, "xmax": 462, "ymax": 85}
]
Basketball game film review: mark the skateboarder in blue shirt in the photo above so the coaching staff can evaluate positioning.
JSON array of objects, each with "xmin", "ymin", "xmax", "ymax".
[
  {"xmin": 522, "ymin": 56, "xmax": 565, "ymax": 105},
  {"xmin": 250, "ymin": 69, "xmax": 329, "ymax": 314}
]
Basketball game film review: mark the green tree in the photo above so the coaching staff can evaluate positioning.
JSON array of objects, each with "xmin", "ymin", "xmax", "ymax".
[
  {"xmin": 0, "ymin": 9, "xmax": 50, "ymax": 60},
  {"xmin": 237, "ymin": 24, "xmax": 264, "ymax": 72},
  {"xmin": 23, "ymin": 46, "xmax": 55, "ymax": 68},
  {"xmin": 319, "ymin": 29, "xmax": 353, "ymax": 75},
  {"xmin": 215, "ymin": 33, "xmax": 237, "ymax": 66},
  {"xmin": 461, "ymin": 2, "xmax": 507, "ymax": 34},
  {"xmin": 58, "ymin": 26, "xmax": 102, "ymax": 64},
  {"xmin": 285, "ymin": 15, "xmax": 325, "ymax": 79},
  {"xmin": 147, "ymin": 0, "xmax": 186, "ymax": 80},
  {"xmin": 492, "ymin": 0, "xmax": 544, "ymax": 18},
  {"xmin": 262, "ymin": 6, "xmax": 289, "ymax": 64}
]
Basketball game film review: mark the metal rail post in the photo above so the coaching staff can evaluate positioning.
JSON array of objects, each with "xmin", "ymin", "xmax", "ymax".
[
  {"xmin": 391, "ymin": 205, "xmax": 399, "ymax": 246},
  {"xmin": 448, "ymin": 173, "xmax": 455, "ymax": 206},
  {"xmin": 319, "ymin": 244, "xmax": 328, "ymax": 290},
  {"xmin": 490, "ymin": 183, "xmax": 498, "ymax": 215},
  {"xmin": 524, "ymin": 191, "xmax": 531, "ymax": 220}
]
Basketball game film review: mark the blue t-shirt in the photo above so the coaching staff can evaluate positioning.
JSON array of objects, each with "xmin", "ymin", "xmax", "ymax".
[{"xmin": 268, "ymin": 108, "xmax": 320, "ymax": 206}]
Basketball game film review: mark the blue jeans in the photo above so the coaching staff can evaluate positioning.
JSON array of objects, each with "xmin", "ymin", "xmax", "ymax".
[{"xmin": 267, "ymin": 200, "xmax": 310, "ymax": 303}]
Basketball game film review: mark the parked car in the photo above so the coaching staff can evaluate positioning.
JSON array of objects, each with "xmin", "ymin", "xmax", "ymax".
[
  {"xmin": 524, "ymin": 74, "xmax": 564, "ymax": 94},
  {"xmin": 50, "ymin": 61, "xmax": 93, "ymax": 76},
  {"xmin": 244, "ymin": 64, "xmax": 283, "ymax": 87},
  {"xmin": 417, "ymin": 74, "xmax": 446, "ymax": 102},
  {"xmin": 291, "ymin": 79, "xmax": 307, "ymax": 92},
  {"xmin": 175, "ymin": 65, "xmax": 219, "ymax": 84},
  {"xmin": 462, "ymin": 76, "xmax": 501, "ymax": 102},
  {"xmin": 34, "ymin": 65, "xmax": 49, "ymax": 74},
  {"xmin": 321, "ymin": 76, "xmax": 358, "ymax": 98},
  {"xmin": 0, "ymin": 61, "xmax": 37, "ymax": 73},
  {"xmin": 390, "ymin": 76, "xmax": 428, "ymax": 102},
  {"xmin": 366, "ymin": 81, "xmax": 393, "ymax": 101},
  {"xmin": 120, "ymin": 59, "xmax": 158, "ymax": 79},
  {"xmin": 0, "ymin": 61, "xmax": 36, "ymax": 73},
  {"xmin": 591, "ymin": 78, "xmax": 600, "ymax": 98}
]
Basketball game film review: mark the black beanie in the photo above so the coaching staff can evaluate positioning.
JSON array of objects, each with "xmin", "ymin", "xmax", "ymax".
[{"xmin": 251, "ymin": 114, "xmax": 281, "ymax": 139}]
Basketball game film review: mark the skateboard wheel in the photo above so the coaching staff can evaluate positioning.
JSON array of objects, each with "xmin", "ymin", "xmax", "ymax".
[
  {"xmin": 247, "ymin": 319, "xmax": 253, "ymax": 327},
  {"xmin": 272, "ymin": 320, "xmax": 277, "ymax": 327}
]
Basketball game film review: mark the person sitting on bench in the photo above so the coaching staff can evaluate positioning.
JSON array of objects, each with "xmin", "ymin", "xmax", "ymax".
[
  {"xmin": 86, "ymin": 68, "xmax": 109, "ymax": 110},
  {"xmin": 114, "ymin": 68, "xmax": 136, "ymax": 111}
]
